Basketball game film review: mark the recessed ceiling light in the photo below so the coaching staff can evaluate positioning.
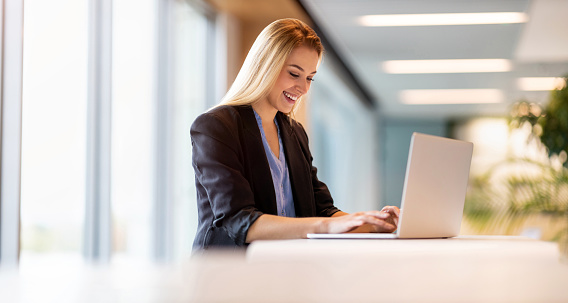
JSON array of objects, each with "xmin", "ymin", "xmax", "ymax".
[
  {"xmin": 382, "ymin": 59, "xmax": 512, "ymax": 74},
  {"xmin": 517, "ymin": 77, "xmax": 566, "ymax": 91},
  {"xmin": 358, "ymin": 12, "xmax": 528, "ymax": 27},
  {"xmin": 400, "ymin": 89, "xmax": 504, "ymax": 104}
]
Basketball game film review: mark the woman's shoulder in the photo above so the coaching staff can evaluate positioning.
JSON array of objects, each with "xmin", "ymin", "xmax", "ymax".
[
  {"xmin": 199, "ymin": 104, "xmax": 246, "ymax": 121},
  {"xmin": 192, "ymin": 105, "xmax": 251, "ymax": 130}
]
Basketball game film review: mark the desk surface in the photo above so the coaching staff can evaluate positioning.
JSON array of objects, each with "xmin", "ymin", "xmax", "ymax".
[
  {"xmin": 247, "ymin": 235, "xmax": 560, "ymax": 260},
  {"xmin": 1, "ymin": 236, "xmax": 567, "ymax": 303},
  {"xmin": 243, "ymin": 236, "xmax": 568, "ymax": 303}
]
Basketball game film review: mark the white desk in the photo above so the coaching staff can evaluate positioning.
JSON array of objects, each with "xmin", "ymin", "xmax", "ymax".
[
  {"xmin": 0, "ymin": 236, "xmax": 566, "ymax": 302},
  {"xmin": 241, "ymin": 236, "xmax": 568, "ymax": 303},
  {"xmin": 247, "ymin": 235, "xmax": 561, "ymax": 261}
]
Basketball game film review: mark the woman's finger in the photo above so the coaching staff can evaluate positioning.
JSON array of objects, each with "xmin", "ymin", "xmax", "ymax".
[
  {"xmin": 358, "ymin": 210, "xmax": 390, "ymax": 219},
  {"xmin": 356, "ymin": 214, "xmax": 396, "ymax": 231},
  {"xmin": 381, "ymin": 206, "xmax": 400, "ymax": 218}
]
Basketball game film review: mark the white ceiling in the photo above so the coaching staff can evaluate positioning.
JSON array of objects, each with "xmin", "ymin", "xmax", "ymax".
[{"xmin": 302, "ymin": 0, "xmax": 568, "ymax": 119}]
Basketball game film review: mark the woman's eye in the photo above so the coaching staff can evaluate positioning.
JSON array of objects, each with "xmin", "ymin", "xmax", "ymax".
[
  {"xmin": 289, "ymin": 72, "xmax": 299, "ymax": 78},
  {"xmin": 307, "ymin": 77, "xmax": 314, "ymax": 82}
]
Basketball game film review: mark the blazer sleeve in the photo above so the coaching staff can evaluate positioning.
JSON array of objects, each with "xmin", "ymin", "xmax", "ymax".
[
  {"xmin": 296, "ymin": 122, "xmax": 341, "ymax": 217},
  {"xmin": 190, "ymin": 112, "xmax": 263, "ymax": 246}
]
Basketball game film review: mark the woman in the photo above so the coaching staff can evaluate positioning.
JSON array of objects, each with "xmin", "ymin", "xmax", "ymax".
[{"xmin": 191, "ymin": 18, "xmax": 399, "ymax": 250}]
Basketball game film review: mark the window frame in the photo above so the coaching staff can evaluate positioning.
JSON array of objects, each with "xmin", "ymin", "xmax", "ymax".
[
  {"xmin": 84, "ymin": 0, "xmax": 112, "ymax": 262},
  {"xmin": 0, "ymin": 0, "xmax": 25, "ymax": 267}
]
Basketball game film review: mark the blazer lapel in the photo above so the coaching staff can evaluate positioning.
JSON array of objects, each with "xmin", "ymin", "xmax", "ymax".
[
  {"xmin": 238, "ymin": 106, "xmax": 278, "ymax": 215},
  {"xmin": 276, "ymin": 113, "xmax": 315, "ymax": 217}
]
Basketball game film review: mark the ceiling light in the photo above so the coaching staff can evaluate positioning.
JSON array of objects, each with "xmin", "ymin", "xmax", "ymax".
[
  {"xmin": 400, "ymin": 89, "xmax": 504, "ymax": 104},
  {"xmin": 517, "ymin": 77, "xmax": 566, "ymax": 91},
  {"xmin": 358, "ymin": 12, "xmax": 528, "ymax": 27},
  {"xmin": 382, "ymin": 59, "xmax": 512, "ymax": 74}
]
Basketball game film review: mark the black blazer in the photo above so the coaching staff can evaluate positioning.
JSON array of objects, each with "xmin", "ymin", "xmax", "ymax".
[{"xmin": 190, "ymin": 105, "xmax": 340, "ymax": 250}]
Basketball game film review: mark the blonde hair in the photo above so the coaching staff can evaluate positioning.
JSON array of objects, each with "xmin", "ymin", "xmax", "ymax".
[{"xmin": 219, "ymin": 18, "xmax": 324, "ymax": 118}]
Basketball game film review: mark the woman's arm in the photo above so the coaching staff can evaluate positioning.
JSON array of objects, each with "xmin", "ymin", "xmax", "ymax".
[
  {"xmin": 191, "ymin": 110, "xmax": 265, "ymax": 246},
  {"xmin": 245, "ymin": 210, "xmax": 397, "ymax": 243}
]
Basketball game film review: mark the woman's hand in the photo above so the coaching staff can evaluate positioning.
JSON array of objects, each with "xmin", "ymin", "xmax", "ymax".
[
  {"xmin": 246, "ymin": 207, "xmax": 401, "ymax": 242},
  {"xmin": 379, "ymin": 206, "xmax": 400, "ymax": 231},
  {"xmin": 323, "ymin": 206, "xmax": 400, "ymax": 234}
]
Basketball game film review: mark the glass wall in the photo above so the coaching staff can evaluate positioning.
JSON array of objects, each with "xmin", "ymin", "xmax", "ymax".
[
  {"xmin": 19, "ymin": 0, "xmax": 213, "ymax": 265},
  {"xmin": 110, "ymin": 0, "xmax": 156, "ymax": 264},
  {"xmin": 170, "ymin": 1, "xmax": 212, "ymax": 259},
  {"xmin": 20, "ymin": 0, "xmax": 88, "ymax": 265},
  {"xmin": 309, "ymin": 61, "xmax": 382, "ymax": 213},
  {"xmin": 109, "ymin": 0, "xmax": 212, "ymax": 262}
]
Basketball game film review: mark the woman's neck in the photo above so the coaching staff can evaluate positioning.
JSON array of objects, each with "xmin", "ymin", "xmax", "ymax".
[{"xmin": 252, "ymin": 101, "xmax": 278, "ymax": 124}]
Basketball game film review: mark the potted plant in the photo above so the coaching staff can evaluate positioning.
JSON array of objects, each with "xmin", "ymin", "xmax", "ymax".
[{"xmin": 463, "ymin": 75, "xmax": 568, "ymax": 259}]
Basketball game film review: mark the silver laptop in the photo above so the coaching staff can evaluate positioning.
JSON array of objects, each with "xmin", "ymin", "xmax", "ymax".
[{"xmin": 308, "ymin": 132, "xmax": 473, "ymax": 239}]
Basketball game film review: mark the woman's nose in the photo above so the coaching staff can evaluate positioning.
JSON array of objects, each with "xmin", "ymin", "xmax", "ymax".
[{"xmin": 297, "ymin": 80, "xmax": 309, "ymax": 94}]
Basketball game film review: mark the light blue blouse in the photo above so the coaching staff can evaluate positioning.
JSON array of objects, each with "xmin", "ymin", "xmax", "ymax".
[{"xmin": 253, "ymin": 110, "xmax": 296, "ymax": 217}]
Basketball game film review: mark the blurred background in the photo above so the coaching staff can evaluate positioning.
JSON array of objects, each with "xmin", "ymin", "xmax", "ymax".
[{"xmin": 2, "ymin": 0, "xmax": 567, "ymax": 266}]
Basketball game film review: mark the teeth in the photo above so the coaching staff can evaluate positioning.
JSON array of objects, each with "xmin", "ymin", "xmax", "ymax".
[{"xmin": 284, "ymin": 92, "xmax": 298, "ymax": 101}]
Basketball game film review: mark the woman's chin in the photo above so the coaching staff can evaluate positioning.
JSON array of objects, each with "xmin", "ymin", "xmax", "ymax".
[
  {"xmin": 277, "ymin": 101, "xmax": 295, "ymax": 114},
  {"xmin": 280, "ymin": 105, "xmax": 294, "ymax": 114}
]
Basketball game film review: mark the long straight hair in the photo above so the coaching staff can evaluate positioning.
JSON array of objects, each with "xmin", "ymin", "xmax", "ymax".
[{"xmin": 219, "ymin": 18, "xmax": 324, "ymax": 118}]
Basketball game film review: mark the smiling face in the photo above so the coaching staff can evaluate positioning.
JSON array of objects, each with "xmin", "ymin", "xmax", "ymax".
[{"xmin": 263, "ymin": 44, "xmax": 320, "ymax": 115}]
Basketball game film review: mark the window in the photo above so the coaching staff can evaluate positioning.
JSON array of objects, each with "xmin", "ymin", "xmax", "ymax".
[
  {"xmin": 110, "ymin": 0, "xmax": 156, "ymax": 263},
  {"xmin": 309, "ymin": 61, "xmax": 381, "ymax": 213},
  {"xmin": 18, "ymin": 0, "xmax": 214, "ymax": 265},
  {"xmin": 170, "ymin": 1, "xmax": 213, "ymax": 259},
  {"xmin": 20, "ymin": 0, "xmax": 88, "ymax": 264}
]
